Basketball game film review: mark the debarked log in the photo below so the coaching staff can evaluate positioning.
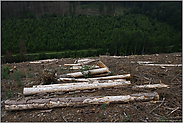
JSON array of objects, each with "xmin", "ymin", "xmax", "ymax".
[
  {"xmin": 5, "ymin": 92, "xmax": 159, "ymax": 110},
  {"xmin": 132, "ymin": 83, "xmax": 170, "ymax": 89},
  {"xmin": 131, "ymin": 61, "xmax": 154, "ymax": 64},
  {"xmin": 59, "ymin": 68, "xmax": 109, "ymax": 78},
  {"xmin": 30, "ymin": 59, "xmax": 58, "ymax": 64},
  {"xmin": 23, "ymin": 81, "xmax": 131, "ymax": 95},
  {"xmin": 70, "ymin": 65, "xmax": 99, "ymax": 70},
  {"xmin": 140, "ymin": 64, "xmax": 182, "ymax": 67},
  {"xmin": 77, "ymin": 58, "xmax": 95, "ymax": 63},
  {"xmin": 64, "ymin": 59, "xmax": 95, "ymax": 66},
  {"xmin": 99, "ymin": 55, "xmax": 132, "ymax": 59},
  {"xmin": 58, "ymin": 74, "xmax": 131, "ymax": 82},
  {"xmin": 33, "ymin": 79, "xmax": 128, "ymax": 88}
]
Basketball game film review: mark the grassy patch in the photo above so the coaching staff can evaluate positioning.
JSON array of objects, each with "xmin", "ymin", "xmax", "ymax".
[
  {"xmin": 12, "ymin": 70, "xmax": 26, "ymax": 81},
  {"xmin": 17, "ymin": 79, "xmax": 22, "ymax": 87},
  {"xmin": 6, "ymin": 90, "xmax": 13, "ymax": 99},
  {"xmin": 28, "ymin": 72, "xmax": 34, "ymax": 78},
  {"xmin": 1, "ymin": 66, "xmax": 10, "ymax": 80}
]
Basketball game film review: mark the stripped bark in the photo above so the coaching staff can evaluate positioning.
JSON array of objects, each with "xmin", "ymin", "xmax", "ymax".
[
  {"xmin": 140, "ymin": 64, "xmax": 182, "ymax": 67},
  {"xmin": 58, "ymin": 74, "xmax": 131, "ymax": 82},
  {"xmin": 5, "ymin": 92, "xmax": 159, "ymax": 110},
  {"xmin": 23, "ymin": 81, "xmax": 131, "ymax": 95},
  {"xmin": 59, "ymin": 68, "xmax": 109, "ymax": 78},
  {"xmin": 132, "ymin": 83, "xmax": 170, "ymax": 89}
]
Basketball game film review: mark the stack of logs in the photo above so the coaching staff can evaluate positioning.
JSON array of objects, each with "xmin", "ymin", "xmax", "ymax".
[{"xmin": 5, "ymin": 58, "xmax": 169, "ymax": 111}]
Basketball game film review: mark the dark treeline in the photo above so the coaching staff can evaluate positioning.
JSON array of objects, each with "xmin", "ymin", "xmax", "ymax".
[
  {"xmin": 81, "ymin": 1, "xmax": 182, "ymax": 31},
  {"xmin": 1, "ymin": 1, "xmax": 182, "ymax": 63}
]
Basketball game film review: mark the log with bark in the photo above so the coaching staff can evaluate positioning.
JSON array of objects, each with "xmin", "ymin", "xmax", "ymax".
[
  {"xmin": 5, "ymin": 92, "xmax": 159, "ymax": 111},
  {"xmin": 58, "ymin": 74, "xmax": 131, "ymax": 82},
  {"xmin": 140, "ymin": 64, "xmax": 182, "ymax": 67},
  {"xmin": 23, "ymin": 81, "xmax": 131, "ymax": 95},
  {"xmin": 59, "ymin": 68, "xmax": 109, "ymax": 78}
]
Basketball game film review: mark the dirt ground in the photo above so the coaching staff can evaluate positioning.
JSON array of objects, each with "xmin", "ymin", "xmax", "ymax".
[{"xmin": 1, "ymin": 52, "xmax": 182, "ymax": 122}]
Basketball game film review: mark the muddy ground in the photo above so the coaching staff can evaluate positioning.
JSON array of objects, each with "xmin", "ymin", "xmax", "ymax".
[{"xmin": 1, "ymin": 52, "xmax": 182, "ymax": 122}]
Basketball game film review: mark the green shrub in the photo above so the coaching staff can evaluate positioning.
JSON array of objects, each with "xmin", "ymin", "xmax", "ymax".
[
  {"xmin": 101, "ymin": 103, "xmax": 107, "ymax": 110},
  {"xmin": 124, "ymin": 115, "xmax": 130, "ymax": 122},
  {"xmin": 98, "ymin": 115, "xmax": 102, "ymax": 118}
]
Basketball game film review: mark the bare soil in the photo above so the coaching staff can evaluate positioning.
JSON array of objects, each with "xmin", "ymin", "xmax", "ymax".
[{"xmin": 1, "ymin": 52, "xmax": 182, "ymax": 122}]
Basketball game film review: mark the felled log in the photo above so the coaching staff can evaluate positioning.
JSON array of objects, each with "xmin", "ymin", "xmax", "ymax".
[
  {"xmin": 97, "ymin": 61, "xmax": 110, "ymax": 72},
  {"xmin": 5, "ymin": 92, "xmax": 159, "ymax": 110},
  {"xmin": 99, "ymin": 55, "xmax": 132, "ymax": 59},
  {"xmin": 140, "ymin": 64, "xmax": 182, "ymax": 67},
  {"xmin": 33, "ymin": 79, "xmax": 127, "ymax": 88},
  {"xmin": 131, "ymin": 61, "xmax": 154, "ymax": 64},
  {"xmin": 23, "ymin": 81, "xmax": 131, "ymax": 95},
  {"xmin": 77, "ymin": 58, "xmax": 95, "ymax": 63},
  {"xmin": 132, "ymin": 83, "xmax": 170, "ymax": 89},
  {"xmin": 64, "ymin": 64, "xmax": 82, "ymax": 66},
  {"xmin": 64, "ymin": 59, "xmax": 95, "ymax": 66},
  {"xmin": 59, "ymin": 68, "xmax": 109, "ymax": 78},
  {"xmin": 58, "ymin": 74, "xmax": 131, "ymax": 82},
  {"xmin": 90, "ymin": 73, "xmax": 110, "ymax": 78},
  {"xmin": 30, "ymin": 59, "xmax": 58, "ymax": 64},
  {"xmin": 70, "ymin": 65, "xmax": 99, "ymax": 70}
]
